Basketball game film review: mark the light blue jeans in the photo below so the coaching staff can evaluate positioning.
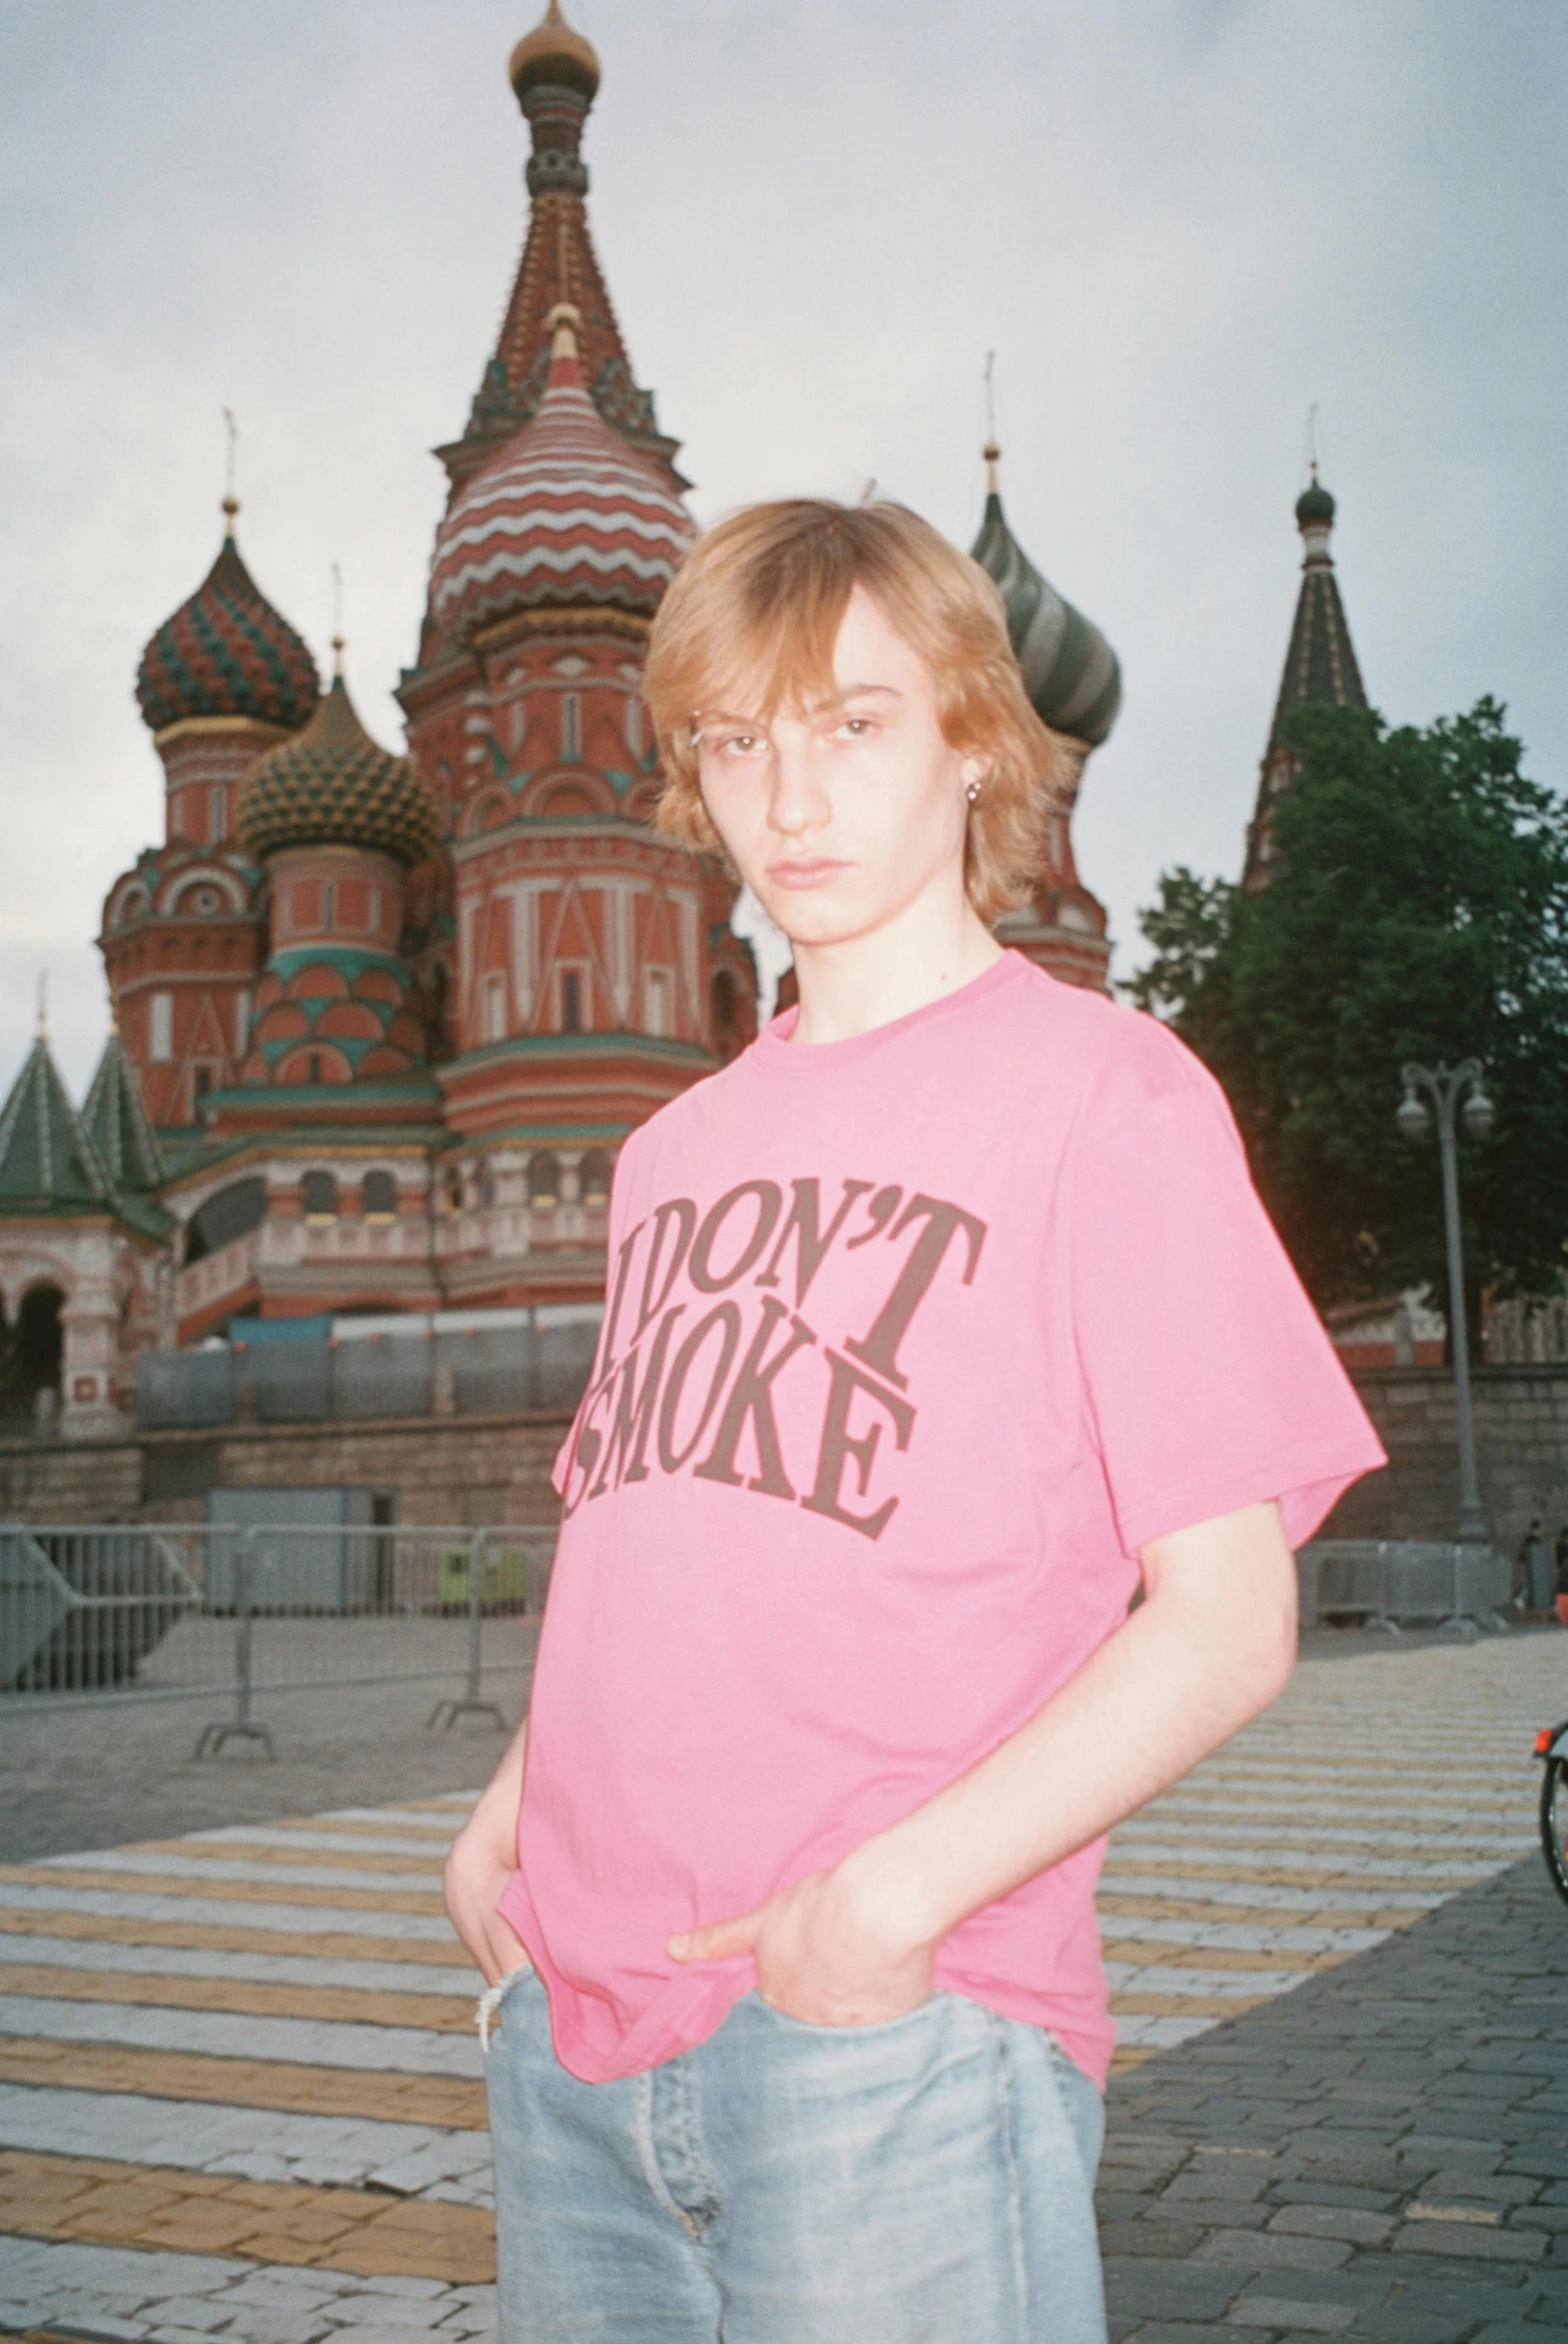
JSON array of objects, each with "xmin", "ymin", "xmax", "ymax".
[{"xmin": 483, "ymin": 1967, "xmax": 1108, "ymax": 2343}]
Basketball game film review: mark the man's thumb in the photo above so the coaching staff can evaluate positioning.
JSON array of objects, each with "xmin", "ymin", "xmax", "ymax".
[{"xmin": 668, "ymin": 1911, "xmax": 757, "ymax": 1963}]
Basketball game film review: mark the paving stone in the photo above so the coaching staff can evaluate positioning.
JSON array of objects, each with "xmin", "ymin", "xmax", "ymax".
[
  {"xmin": 1510, "ymin": 2206, "xmax": 1568, "ymax": 2234},
  {"xmin": 1222, "ymin": 2300, "xmax": 1355, "ymax": 2333},
  {"xmin": 1389, "ymin": 2220, "xmax": 1542, "ymax": 2262},
  {"xmin": 1271, "ymin": 2183, "xmax": 1399, "ymax": 2212},
  {"xmin": 1266, "ymin": 2204, "xmax": 1394, "ymax": 2245},
  {"xmin": 1125, "ymin": 2328, "xmax": 1243, "ymax": 2343},
  {"xmin": 1192, "ymin": 2231, "xmax": 1352, "ymax": 2273},
  {"xmin": 1102, "ymin": 2261, "xmax": 1255, "ymax": 2323},
  {"xmin": 1424, "ymin": 2168, "xmax": 1545, "ymax": 2204},
  {"xmin": 129, "ymin": 2308, "xmax": 234, "ymax": 2337},
  {"xmin": 1164, "ymin": 2174, "xmax": 1273, "ymax": 2204}
]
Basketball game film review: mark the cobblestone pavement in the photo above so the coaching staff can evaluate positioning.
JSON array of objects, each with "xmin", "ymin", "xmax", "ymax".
[
  {"xmin": 1102, "ymin": 1851, "xmax": 1568, "ymax": 2343},
  {"xmin": 0, "ymin": 1651, "xmax": 537, "ymax": 1869},
  {"xmin": 0, "ymin": 1629, "xmax": 1561, "ymax": 2341}
]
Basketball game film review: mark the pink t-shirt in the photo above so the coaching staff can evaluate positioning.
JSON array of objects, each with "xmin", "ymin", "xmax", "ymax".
[{"xmin": 499, "ymin": 952, "xmax": 1384, "ymax": 2085}]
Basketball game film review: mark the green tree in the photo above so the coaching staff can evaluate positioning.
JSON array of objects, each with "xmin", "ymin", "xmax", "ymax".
[{"xmin": 1129, "ymin": 699, "xmax": 1568, "ymax": 1315}]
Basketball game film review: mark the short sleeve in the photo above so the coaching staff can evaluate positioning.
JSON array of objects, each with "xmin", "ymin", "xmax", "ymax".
[{"xmin": 1068, "ymin": 1045, "xmax": 1385, "ymax": 1555}]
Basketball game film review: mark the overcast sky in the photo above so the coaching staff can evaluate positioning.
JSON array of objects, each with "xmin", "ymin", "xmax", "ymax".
[{"xmin": 2, "ymin": 0, "xmax": 1563, "ymax": 1098}]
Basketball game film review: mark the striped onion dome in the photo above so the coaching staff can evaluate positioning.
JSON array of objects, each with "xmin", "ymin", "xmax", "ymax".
[
  {"xmin": 136, "ymin": 506, "xmax": 320, "ymax": 734},
  {"xmin": 236, "ymin": 671, "xmax": 440, "ymax": 867},
  {"xmin": 970, "ymin": 451, "xmax": 1122, "ymax": 748},
  {"xmin": 425, "ymin": 305, "xmax": 694, "ymax": 657}
]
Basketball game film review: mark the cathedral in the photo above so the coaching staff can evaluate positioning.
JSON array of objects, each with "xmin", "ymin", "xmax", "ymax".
[{"xmin": 0, "ymin": 2, "xmax": 1130, "ymax": 1437}]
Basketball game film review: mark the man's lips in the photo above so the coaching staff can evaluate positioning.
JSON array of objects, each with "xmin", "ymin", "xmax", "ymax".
[{"xmin": 766, "ymin": 859, "xmax": 850, "ymax": 888}]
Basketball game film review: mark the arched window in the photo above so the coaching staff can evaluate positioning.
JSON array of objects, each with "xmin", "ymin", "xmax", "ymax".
[
  {"xmin": 184, "ymin": 1177, "xmax": 267, "ymax": 1265},
  {"xmin": 363, "ymin": 1170, "xmax": 397, "ymax": 1221},
  {"xmin": 527, "ymin": 1151, "xmax": 560, "ymax": 1208},
  {"xmin": 579, "ymin": 1149, "xmax": 613, "ymax": 1208},
  {"xmin": 301, "ymin": 1170, "xmax": 339, "ymax": 1223}
]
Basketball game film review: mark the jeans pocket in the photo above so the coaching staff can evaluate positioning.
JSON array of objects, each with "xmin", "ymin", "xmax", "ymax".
[{"xmin": 476, "ymin": 1960, "xmax": 537, "ymax": 2055}]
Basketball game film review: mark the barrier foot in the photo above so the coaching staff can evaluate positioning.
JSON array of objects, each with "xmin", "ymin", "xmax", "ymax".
[
  {"xmin": 427, "ymin": 1696, "xmax": 508, "ymax": 1733},
  {"xmin": 1364, "ymin": 1614, "xmax": 1402, "ymax": 1637},
  {"xmin": 1478, "ymin": 1609, "xmax": 1511, "ymax": 1634},
  {"xmin": 1439, "ymin": 1612, "xmax": 1480, "ymax": 1640},
  {"xmin": 194, "ymin": 1720, "xmax": 276, "ymax": 1760}
]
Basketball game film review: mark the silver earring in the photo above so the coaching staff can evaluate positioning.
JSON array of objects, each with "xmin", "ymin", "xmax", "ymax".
[{"xmin": 965, "ymin": 779, "xmax": 982, "ymax": 804}]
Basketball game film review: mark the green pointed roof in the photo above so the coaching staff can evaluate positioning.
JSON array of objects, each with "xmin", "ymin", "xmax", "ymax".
[
  {"xmin": 0, "ymin": 1036, "xmax": 113, "ymax": 1216},
  {"xmin": 1264, "ymin": 469, "xmax": 1366, "ymax": 761},
  {"xmin": 970, "ymin": 464, "xmax": 1122, "ymax": 748},
  {"xmin": 82, "ymin": 1031, "xmax": 167, "ymax": 1192}
]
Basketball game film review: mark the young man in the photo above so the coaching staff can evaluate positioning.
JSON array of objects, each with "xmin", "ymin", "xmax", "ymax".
[{"xmin": 444, "ymin": 500, "xmax": 1385, "ymax": 2343}]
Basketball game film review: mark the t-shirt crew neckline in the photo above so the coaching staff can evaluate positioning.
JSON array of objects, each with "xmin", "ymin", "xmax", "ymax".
[{"xmin": 752, "ymin": 948, "xmax": 1032, "ymax": 1078}]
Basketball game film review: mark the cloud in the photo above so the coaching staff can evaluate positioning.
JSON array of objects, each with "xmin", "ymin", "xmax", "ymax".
[{"xmin": 1, "ymin": 0, "xmax": 1563, "ymax": 1095}]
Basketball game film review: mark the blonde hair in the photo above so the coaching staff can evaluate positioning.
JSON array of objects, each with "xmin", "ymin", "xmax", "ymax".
[{"xmin": 643, "ymin": 498, "xmax": 1068, "ymax": 922}]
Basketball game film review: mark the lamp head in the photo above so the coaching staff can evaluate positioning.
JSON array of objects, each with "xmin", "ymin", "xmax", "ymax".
[
  {"xmin": 1397, "ymin": 1090, "xmax": 1431, "ymax": 1147},
  {"xmin": 1462, "ymin": 1087, "xmax": 1495, "ymax": 1143}
]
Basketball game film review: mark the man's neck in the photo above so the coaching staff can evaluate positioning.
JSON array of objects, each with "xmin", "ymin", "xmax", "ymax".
[{"xmin": 788, "ymin": 903, "xmax": 1006, "ymax": 1047}]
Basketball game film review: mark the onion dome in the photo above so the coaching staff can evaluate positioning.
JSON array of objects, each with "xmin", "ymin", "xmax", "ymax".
[
  {"xmin": 1295, "ymin": 470, "xmax": 1336, "ymax": 529},
  {"xmin": 236, "ymin": 667, "xmax": 439, "ymax": 866},
  {"xmin": 970, "ymin": 447, "xmax": 1122, "ymax": 748},
  {"xmin": 136, "ymin": 502, "xmax": 320, "ymax": 734},
  {"xmin": 509, "ymin": 0, "xmax": 599, "ymax": 103},
  {"xmin": 425, "ymin": 305, "xmax": 694, "ymax": 659}
]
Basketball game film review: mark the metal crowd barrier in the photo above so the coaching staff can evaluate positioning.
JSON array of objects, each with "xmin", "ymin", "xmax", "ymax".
[
  {"xmin": 1298, "ymin": 1538, "xmax": 1511, "ymax": 1637},
  {"xmin": 0, "ymin": 1521, "xmax": 556, "ymax": 1756},
  {"xmin": 136, "ymin": 1317, "xmax": 599, "ymax": 1431}
]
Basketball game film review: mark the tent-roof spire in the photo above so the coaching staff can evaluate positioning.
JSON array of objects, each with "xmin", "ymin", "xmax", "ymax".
[
  {"xmin": 0, "ymin": 1034, "xmax": 112, "ymax": 1216},
  {"xmin": 435, "ymin": 5, "xmax": 686, "ymax": 495},
  {"xmin": 1243, "ymin": 463, "xmax": 1369, "ymax": 887}
]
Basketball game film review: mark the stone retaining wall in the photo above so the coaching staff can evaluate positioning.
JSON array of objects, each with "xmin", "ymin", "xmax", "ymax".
[
  {"xmin": 1327, "ymin": 1364, "xmax": 1568, "ymax": 1554},
  {"xmin": 0, "ymin": 1409, "xmax": 572, "ymax": 1529},
  {"xmin": 5, "ymin": 1365, "xmax": 1565, "ymax": 1558}
]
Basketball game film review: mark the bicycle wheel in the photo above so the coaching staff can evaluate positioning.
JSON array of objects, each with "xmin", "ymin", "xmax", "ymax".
[{"xmin": 1541, "ymin": 1756, "xmax": 1568, "ymax": 1908}]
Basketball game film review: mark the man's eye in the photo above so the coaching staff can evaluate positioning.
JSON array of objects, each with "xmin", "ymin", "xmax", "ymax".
[{"xmin": 839, "ymin": 718, "xmax": 875, "ymax": 738}]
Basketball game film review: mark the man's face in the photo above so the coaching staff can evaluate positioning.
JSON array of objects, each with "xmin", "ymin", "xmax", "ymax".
[{"xmin": 694, "ymin": 586, "xmax": 980, "ymax": 953}]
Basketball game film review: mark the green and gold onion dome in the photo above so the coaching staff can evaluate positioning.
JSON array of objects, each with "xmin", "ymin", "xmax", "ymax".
[
  {"xmin": 236, "ymin": 668, "xmax": 440, "ymax": 867},
  {"xmin": 970, "ymin": 448, "xmax": 1122, "ymax": 749},
  {"xmin": 136, "ymin": 503, "xmax": 321, "ymax": 735},
  {"xmin": 509, "ymin": 0, "xmax": 600, "ymax": 102}
]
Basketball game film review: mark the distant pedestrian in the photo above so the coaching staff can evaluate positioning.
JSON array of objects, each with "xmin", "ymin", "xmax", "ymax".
[
  {"xmin": 1520, "ymin": 1518, "xmax": 1551, "ymax": 1615},
  {"xmin": 1555, "ymin": 1525, "xmax": 1568, "ymax": 1630}
]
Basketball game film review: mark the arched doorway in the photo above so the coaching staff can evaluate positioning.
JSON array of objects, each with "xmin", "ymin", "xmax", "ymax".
[{"xmin": 2, "ymin": 1282, "xmax": 65, "ymax": 1425}]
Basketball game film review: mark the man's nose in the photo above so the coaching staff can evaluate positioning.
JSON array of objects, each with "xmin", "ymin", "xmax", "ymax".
[{"xmin": 767, "ymin": 738, "xmax": 830, "ymax": 836}]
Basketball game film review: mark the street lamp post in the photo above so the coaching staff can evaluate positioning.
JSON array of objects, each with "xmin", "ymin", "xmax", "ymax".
[{"xmin": 1396, "ymin": 1061, "xmax": 1495, "ymax": 1623}]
